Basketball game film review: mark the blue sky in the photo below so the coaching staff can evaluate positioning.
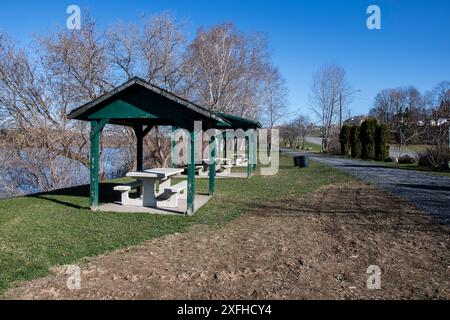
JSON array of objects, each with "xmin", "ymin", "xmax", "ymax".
[{"xmin": 1, "ymin": 0, "xmax": 449, "ymax": 120}]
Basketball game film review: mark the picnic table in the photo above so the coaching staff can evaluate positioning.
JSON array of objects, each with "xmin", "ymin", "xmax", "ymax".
[
  {"xmin": 202, "ymin": 158, "xmax": 232, "ymax": 165},
  {"xmin": 201, "ymin": 158, "xmax": 233, "ymax": 175},
  {"xmin": 231, "ymin": 153, "xmax": 247, "ymax": 165},
  {"xmin": 126, "ymin": 168, "xmax": 183, "ymax": 207},
  {"xmin": 216, "ymin": 158, "xmax": 232, "ymax": 165}
]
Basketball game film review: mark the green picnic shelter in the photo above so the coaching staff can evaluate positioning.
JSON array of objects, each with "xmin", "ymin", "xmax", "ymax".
[{"xmin": 67, "ymin": 77, "xmax": 261, "ymax": 215}]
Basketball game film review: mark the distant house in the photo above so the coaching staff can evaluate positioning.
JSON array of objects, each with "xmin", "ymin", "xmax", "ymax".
[
  {"xmin": 343, "ymin": 115, "xmax": 367, "ymax": 126},
  {"xmin": 429, "ymin": 118, "xmax": 450, "ymax": 127},
  {"xmin": 437, "ymin": 118, "xmax": 449, "ymax": 126}
]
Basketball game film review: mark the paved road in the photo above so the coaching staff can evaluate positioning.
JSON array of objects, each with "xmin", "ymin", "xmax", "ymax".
[{"xmin": 282, "ymin": 148, "xmax": 450, "ymax": 224}]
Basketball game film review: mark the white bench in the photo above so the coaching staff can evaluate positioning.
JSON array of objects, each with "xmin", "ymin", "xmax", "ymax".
[
  {"xmin": 156, "ymin": 180, "xmax": 188, "ymax": 208},
  {"xmin": 198, "ymin": 165, "xmax": 209, "ymax": 176},
  {"xmin": 200, "ymin": 158, "xmax": 224, "ymax": 176},
  {"xmin": 114, "ymin": 180, "xmax": 142, "ymax": 206},
  {"xmin": 181, "ymin": 165, "xmax": 204, "ymax": 176},
  {"xmin": 219, "ymin": 163, "xmax": 233, "ymax": 175},
  {"xmin": 235, "ymin": 158, "xmax": 248, "ymax": 167}
]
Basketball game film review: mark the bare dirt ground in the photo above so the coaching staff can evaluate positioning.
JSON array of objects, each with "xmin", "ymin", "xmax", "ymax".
[{"xmin": 5, "ymin": 181, "xmax": 449, "ymax": 300}]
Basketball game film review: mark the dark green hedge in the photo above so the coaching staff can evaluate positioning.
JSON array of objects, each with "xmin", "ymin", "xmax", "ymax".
[
  {"xmin": 361, "ymin": 118, "xmax": 377, "ymax": 159},
  {"xmin": 339, "ymin": 125, "xmax": 352, "ymax": 156},
  {"xmin": 375, "ymin": 124, "xmax": 390, "ymax": 161},
  {"xmin": 350, "ymin": 125, "xmax": 361, "ymax": 158}
]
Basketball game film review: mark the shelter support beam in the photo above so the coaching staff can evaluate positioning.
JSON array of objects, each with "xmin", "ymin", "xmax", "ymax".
[
  {"xmin": 187, "ymin": 130, "xmax": 196, "ymax": 215},
  {"xmin": 134, "ymin": 125, "xmax": 144, "ymax": 172},
  {"xmin": 90, "ymin": 119, "xmax": 109, "ymax": 211},
  {"xmin": 171, "ymin": 126, "xmax": 178, "ymax": 168},
  {"xmin": 209, "ymin": 136, "xmax": 216, "ymax": 196},
  {"xmin": 222, "ymin": 131, "xmax": 227, "ymax": 159},
  {"xmin": 253, "ymin": 130, "xmax": 257, "ymax": 172},
  {"xmin": 246, "ymin": 134, "xmax": 251, "ymax": 178}
]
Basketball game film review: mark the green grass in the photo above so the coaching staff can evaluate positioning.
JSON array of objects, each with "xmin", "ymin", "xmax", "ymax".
[
  {"xmin": 390, "ymin": 144, "xmax": 429, "ymax": 154},
  {"xmin": 0, "ymin": 153, "xmax": 349, "ymax": 295},
  {"xmin": 281, "ymin": 142, "xmax": 321, "ymax": 153}
]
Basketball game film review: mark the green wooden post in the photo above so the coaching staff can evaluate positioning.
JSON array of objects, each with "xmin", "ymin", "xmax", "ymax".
[
  {"xmin": 222, "ymin": 131, "xmax": 227, "ymax": 160},
  {"xmin": 134, "ymin": 125, "xmax": 144, "ymax": 196},
  {"xmin": 246, "ymin": 134, "xmax": 251, "ymax": 178},
  {"xmin": 253, "ymin": 130, "xmax": 257, "ymax": 172},
  {"xmin": 89, "ymin": 119, "xmax": 108, "ymax": 211},
  {"xmin": 90, "ymin": 121, "xmax": 101, "ymax": 211},
  {"xmin": 187, "ymin": 130, "xmax": 196, "ymax": 215},
  {"xmin": 135, "ymin": 125, "xmax": 143, "ymax": 171},
  {"xmin": 236, "ymin": 136, "xmax": 239, "ymax": 155},
  {"xmin": 209, "ymin": 136, "xmax": 216, "ymax": 196},
  {"xmin": 171, "ymin": 126, "xmax": 177, "ymax": 168}
]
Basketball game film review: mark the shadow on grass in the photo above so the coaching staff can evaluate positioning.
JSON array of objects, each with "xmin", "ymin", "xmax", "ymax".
[{"xmin": 26, "ymin": 182, "xmax": 127, "ymax": 210}]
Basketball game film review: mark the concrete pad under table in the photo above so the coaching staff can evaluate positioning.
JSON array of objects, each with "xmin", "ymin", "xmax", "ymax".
[{"xmin": 98, "ymin": 194, "xmax": 211, "ymax": 215}]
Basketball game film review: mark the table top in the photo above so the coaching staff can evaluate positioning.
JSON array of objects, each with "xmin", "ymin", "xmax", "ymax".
[
  {"xmin": 202, "ymin": 158, "xmax": 221, "ymax": 164},
  {"xmin": 126, "ymin": 168, "xmax": 183, "ymax": 179},
  {"xmin": 202, "ymin": 158, "xmax": 231, "ymax": 161}
]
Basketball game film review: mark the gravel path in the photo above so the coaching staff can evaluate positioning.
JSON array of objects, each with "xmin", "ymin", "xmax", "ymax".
[{"xmin": 282, "ymin": 149, "xmax": 450, "ymax": 224}]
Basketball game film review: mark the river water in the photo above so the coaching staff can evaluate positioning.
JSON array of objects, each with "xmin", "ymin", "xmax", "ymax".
[{"xmin": 0, "ymin": 147, "xmax": 131, "ymax": 199}]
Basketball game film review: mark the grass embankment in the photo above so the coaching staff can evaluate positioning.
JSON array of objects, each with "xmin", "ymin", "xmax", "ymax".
[
  {"xmin": 281, "ymin": 142, "xmax": 322, "ymax": 153},
  {"xmin": 0, "ymin": 153, "xmax": 349, "ymax": 295}
]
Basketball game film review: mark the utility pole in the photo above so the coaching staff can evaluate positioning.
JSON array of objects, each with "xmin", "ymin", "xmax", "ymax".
[{"xmin": 339, "ymin": 93, "xmax": 342, "ymax": 129}]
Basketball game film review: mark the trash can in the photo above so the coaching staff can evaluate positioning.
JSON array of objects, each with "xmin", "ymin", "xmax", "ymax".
[
  {"xmin": 298, "ymin": 155, "xmax": 309, "ymax": 168},
  {"xmin": 293, "ymin": 155, "xmax": 309, "ymax": 168}
]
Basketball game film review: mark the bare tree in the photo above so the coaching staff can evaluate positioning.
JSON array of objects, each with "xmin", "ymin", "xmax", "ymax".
[
  {"xmin": 431, "ymin": 81, "xmax": 450, "ymax": 116},
  {"xmin": 106, "ymin": 13, "xmax": 188, "ymax": 171},
  {"xmin": 279, "ymin": 114, "xmax": 311, "ymax": 149},
  {"xmin": 396, "ymin": 115, "xmax": 426, "ymax": 158},
  {"xmin": 139, "ymin": 13, "xmax": 187, "ymax": 92},
  {"xmin": 261, "ymin": 67, "xmax": 288, "ymax": 128},
  {"xmin": 106, "ymin": 22, "xmax": 140, "ymax": 81},
  {"xmin": 0, "ymin": 14, "xmax": 286, "ymax": 197},
  {"xmin": 369, "ymin": 86, "xmax": 427, "ymax": 157},
  {"xmin": 293, "ymin": 114, "xmax": 312, "ymax": 149},
  {"xmin": 184, "ymin": 23, "xmax": 269, "ymax": 119},
  {"xmin": 309, "ymin": 63, "xmax": 351, "ymax": 152},
  {"xmin": 420, "ymin": 81, "xmax": 450, "ymax": 168},
  {"xmin": 0, "ymin": 17, "xmax": 113, "ymax": 194},
  {"xmin": 369, "ymin": 89, "xmax": 395, "ymax": 124}
]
